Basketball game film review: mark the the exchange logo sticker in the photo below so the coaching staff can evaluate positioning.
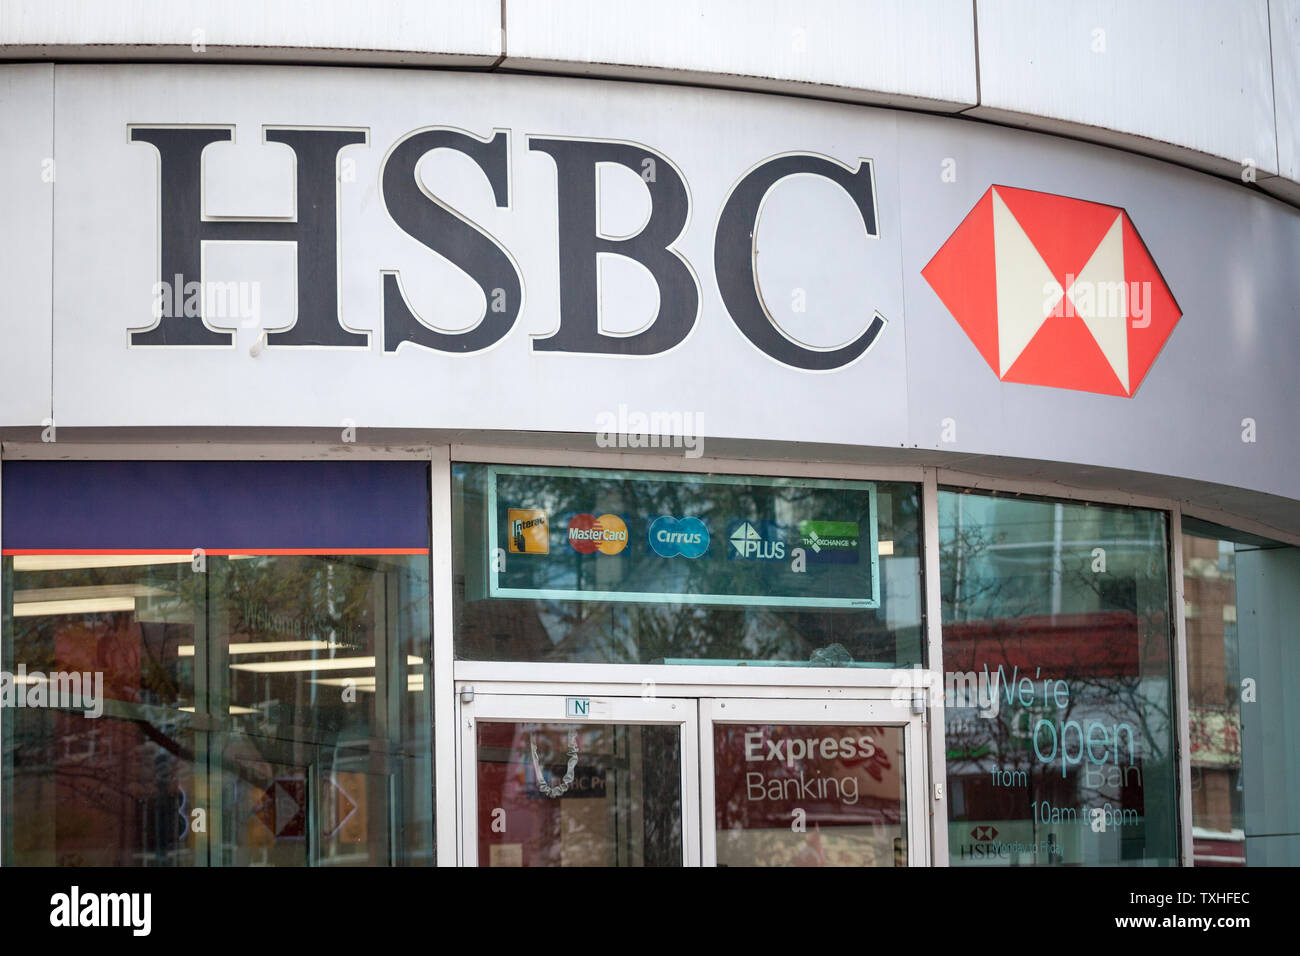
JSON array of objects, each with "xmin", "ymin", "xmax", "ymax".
[
  {"xmin": 508, "ymin": 508, "xmax": 549, "ymax": 554},
  {"xmin": 567, "ymin": 513, "xmax": 629, "ymax": 555},
  {"xmin": 647, "ymin": 515, "xmax": 709, "ymax": 558},
  {"xmin": 798, "ymin": 520, "xmax": 860, "ymax": 564}
]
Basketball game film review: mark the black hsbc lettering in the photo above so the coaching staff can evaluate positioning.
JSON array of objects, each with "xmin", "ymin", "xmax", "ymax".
[
  {"xmin": 133, "ymin": 126, "xmax": 884, "ymax": 368},
  {"xmin": 715, "ymin": 153, "xmax": 886, "ymax": 370},
  {"xmin": 130, "ymin": 126, "xmax": 366, "ymax": 348},
  {"xmin": 380, "ymin": 128, "xmax": 523, "ymax": 354}
]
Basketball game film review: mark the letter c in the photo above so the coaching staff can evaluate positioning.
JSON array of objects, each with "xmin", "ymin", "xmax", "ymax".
[{"xmin": 714, "ymin": 153, "xmax": 885, "ymax": 371}]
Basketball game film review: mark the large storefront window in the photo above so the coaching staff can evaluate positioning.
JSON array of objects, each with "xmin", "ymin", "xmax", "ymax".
[
  {"xmin": 1182, "ymin": 518, "xmax": 1300, "ymax": 866},
  {"xmin": 1, "ymin": 461, "xmax": 434, "ymax": 866},
  {"xmin": 452, "ymin": 464, "xmax": 924, "ymax": 666},
  {"xmin": 938, "ymin": 488, "xmax": 1179, "ymax": 865}
]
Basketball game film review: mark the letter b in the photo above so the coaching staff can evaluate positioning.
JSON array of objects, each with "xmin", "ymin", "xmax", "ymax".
[{"xmin": 529, "ymin": 138, "xmax": 698, "ymax": 356}]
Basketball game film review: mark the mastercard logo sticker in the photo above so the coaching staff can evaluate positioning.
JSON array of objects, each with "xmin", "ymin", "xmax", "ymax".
[{"xmin": 567, "ymin": 513, "xmax": 629, "ymax": 555}]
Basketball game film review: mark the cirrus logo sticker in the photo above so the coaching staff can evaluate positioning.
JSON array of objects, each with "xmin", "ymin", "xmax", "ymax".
[
  {"xmin": 647, "ymin": 515, "xmax": 709, "ymax": 558},
  {"xmin": 567, "ymin": 513, "xmax": 629, "ymax": 555}
]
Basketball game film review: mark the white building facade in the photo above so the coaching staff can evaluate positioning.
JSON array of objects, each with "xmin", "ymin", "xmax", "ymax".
[{"xmin": 0, "ymin": 0, "xmax": 1297, "ymax": 867}]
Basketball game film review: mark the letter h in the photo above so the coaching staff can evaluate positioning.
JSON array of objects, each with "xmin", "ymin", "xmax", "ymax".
[{"xmin": 130, "ymin": 127, "xmax": 366, "ymax": 347}]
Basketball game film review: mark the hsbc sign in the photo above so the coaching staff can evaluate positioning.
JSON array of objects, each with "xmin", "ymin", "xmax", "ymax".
[
  {"xmin": 21, "ymin": 66, "xmax": 1295, "ymax": 505},
  {"xmin": 129, "ymin": 126, "xmax": 884, "ymax": 372},
  {"xmin": 129, "ymin": 126, "xmax": 1183, "ymax": 395},
  {"xmin": 923, "ymin": 185, "xmax": 1180, "ymax": 397},
  {"xmin": 130, "ymin": 127, "xmax": 1180, "ymax": 395}
]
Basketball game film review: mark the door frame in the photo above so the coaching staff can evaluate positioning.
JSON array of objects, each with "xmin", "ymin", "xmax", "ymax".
[
  {"xmin": 458, "ymin": 691, "xmax": 701, "ymax": 866},
  {"xmin": 456, "ymin": 680, "xmax": 931, "ymax": 866}
]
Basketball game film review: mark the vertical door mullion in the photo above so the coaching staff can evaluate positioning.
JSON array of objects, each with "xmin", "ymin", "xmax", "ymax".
[
  {"xmin": 681, "ymin": 698, "xmax": 702, "ymax": 866},
  {"xmin": 430, "ymin": 448, "xmax": 458, "ymax": 866},
  {"xmin": 458, "ymin": 695, "xmax": 479, "ymax": 867},
  {"xmin": 1169, "ymin": 506, "xmax": 1194, "ymax": 867},
  {"xmin": 908, "ymin": 718, "xmax": 927, "ymax": 865},
  {"xmin": 698, "ymin": 700, "xmax": 717, "ymax": 866},
  {"xmin": 921, "ymin": 469, "xmax": 950, "ymax": 866}
]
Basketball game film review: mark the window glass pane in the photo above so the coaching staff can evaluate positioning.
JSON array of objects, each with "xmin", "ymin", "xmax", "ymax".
[
  {"xmin": 1183, "ymin": 519, "xmax": 1300, "ymax": 866},
  {"xmin": 713, "ymin": 723, "xmax": 906, "ymax": 866},
  {"xmin": 1181, "ymin": 529, "xmax": 1245, "ymax": 865},
  {"xmin": 1, "ymin": 461, "xmax": 433, "ymax": 867},
  {"xmin": 939, "ymin": 488, "xmax": 1179, "ymax": 866},
  {"xmin": 475, "ymin": 721, "xmax": 682, "ymax": 866},
  {"xmin": 1234, "ymin": 543, "xmax": 1300, "ymax": 865},
  {"xmin": 4, "ymin": 556, "xmax": 199, "ymax": 865},
  {"xmin": 453, "ymin": 463, "xmax": 923, "ymax": 666},
  {"xmin": 216, "ymin": 554, "xmax": 431, "ymax": 866}
]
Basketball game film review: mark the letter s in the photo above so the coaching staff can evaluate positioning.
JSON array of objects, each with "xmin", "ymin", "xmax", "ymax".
[
  {"xmin": 381, "ymin": 127, "xmax": 523, "ymax": 354},
  {"xmin": 529, "ymin": 137, "xmax": 698, "ymax": 356}
]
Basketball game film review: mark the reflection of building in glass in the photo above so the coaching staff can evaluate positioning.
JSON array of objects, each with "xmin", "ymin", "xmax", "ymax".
[
  {"xmin": 1181, "ymin": 532, "xmax": 1244, "ymax": 865},
  {"xmin": 1179, "ymin": 521, "xmax": 1300, "ymax": 868}
]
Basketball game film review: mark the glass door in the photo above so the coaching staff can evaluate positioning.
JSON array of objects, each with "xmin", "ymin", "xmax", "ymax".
[
  {"xmin": 700, "ymin": 697, "xmax": 927, "ymax": 866},
  {"xmin": 459, "ymin": 694, "xmax": 700, "ymax": 866}
]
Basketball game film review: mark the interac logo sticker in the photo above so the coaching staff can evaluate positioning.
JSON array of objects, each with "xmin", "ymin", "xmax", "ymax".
[
  {"xmin": 507, "ymin": 508, "xmax": 549, "ymax": 555},
  {"xmin": 922, "ymin": 185, "xmax": 1181, "ymax": 397}
]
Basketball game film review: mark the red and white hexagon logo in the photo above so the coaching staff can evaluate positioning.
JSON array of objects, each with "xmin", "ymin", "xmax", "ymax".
[{"xmin": 922, "ymin": 185, "xmax": 1181, "ymax": 397}]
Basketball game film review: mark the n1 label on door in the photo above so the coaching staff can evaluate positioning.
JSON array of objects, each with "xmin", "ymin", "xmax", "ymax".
[{"xmin": 565, "ymin": 697, "xmax": 611, "ymax": 718}]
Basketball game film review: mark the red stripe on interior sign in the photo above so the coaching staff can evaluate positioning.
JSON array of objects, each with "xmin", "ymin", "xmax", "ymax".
[{"xmin": 2, "ymin": 548, "xmax": 429, "ymax": 556}]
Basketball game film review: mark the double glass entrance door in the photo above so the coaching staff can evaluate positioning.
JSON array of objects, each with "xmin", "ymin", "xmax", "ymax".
[{"xmin": 459, "ymin": 692, "xmax": 927, "ymax": 866}]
